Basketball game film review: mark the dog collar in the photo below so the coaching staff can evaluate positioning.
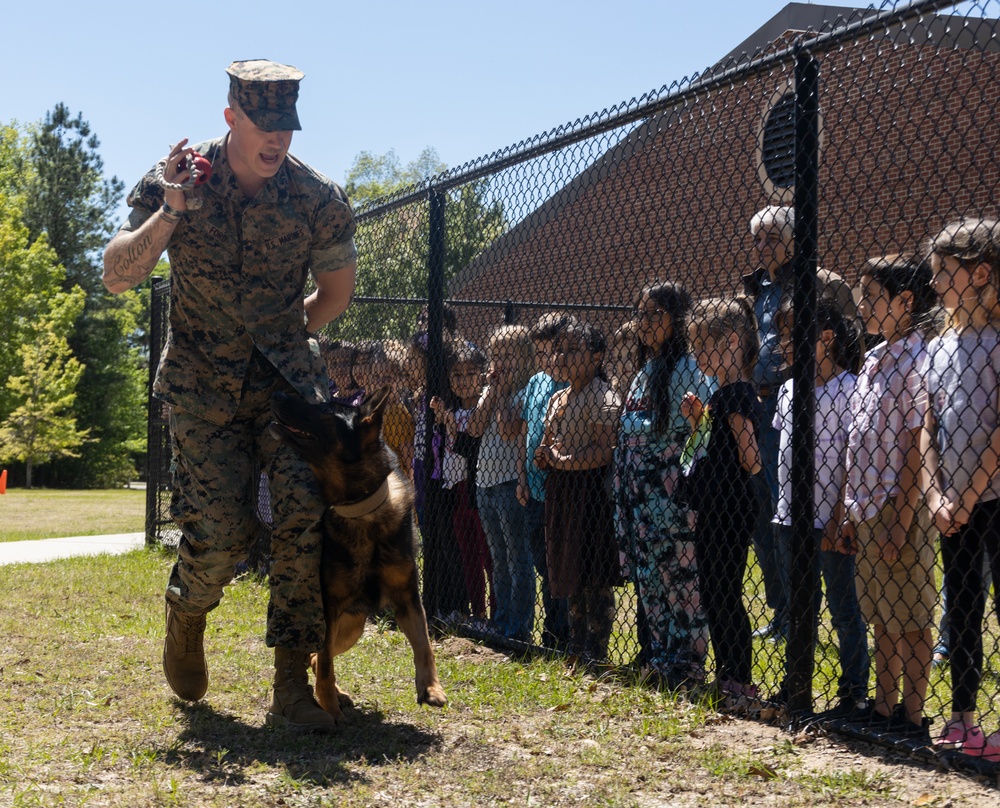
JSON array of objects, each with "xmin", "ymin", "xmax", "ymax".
[{"xmin": 330, "ymin": 480, "xmax": 390, "ymax": 519}]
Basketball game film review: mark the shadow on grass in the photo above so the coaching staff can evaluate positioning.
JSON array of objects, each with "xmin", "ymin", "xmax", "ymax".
[{"xmin": 157, "ymin": 700, "xmax": 441, "ymax": 787}]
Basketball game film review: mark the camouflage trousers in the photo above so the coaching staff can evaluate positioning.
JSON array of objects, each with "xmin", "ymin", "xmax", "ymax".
[
  {"xmin": 567, "ymin": 587, "xmax": 615, "ymax": 662},
  {"xmin": 166, "ymin": 363, "xmax": 326, "ymax": 651}
]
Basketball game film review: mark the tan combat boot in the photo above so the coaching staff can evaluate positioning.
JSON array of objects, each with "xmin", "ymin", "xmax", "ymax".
[
  {"xmin": 163, "ymin": 603, "xmax": 208, "ymax": 701},
  {"xmin": 265, "ymin": 647, "xmax": 338, "ymax": 733}
]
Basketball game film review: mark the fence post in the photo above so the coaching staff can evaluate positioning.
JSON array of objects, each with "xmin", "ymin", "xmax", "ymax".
[
  {"xmin": 787, "ymin": 46, "xmax": 820, "ymax": 716},
  {"xmin": 503, "ymin": 300, "xmax": 516, "ymax": 324},
  {"xmin": 423, "ymin": 190, "xmax": 448, "ymax": 499},
  {"xmin": 426, "ymin": 190, "xmax": 447, "ymax": 395},
  {"xmin": 144, "ymin": 276, "xmax": 164, "ymax": 547}
]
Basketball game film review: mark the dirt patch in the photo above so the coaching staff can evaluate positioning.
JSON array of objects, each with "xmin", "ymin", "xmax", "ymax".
[
  {"xmin": 438, "ymin": 635, "xmax": 514, "ymax": 664},
  {"xmin": 669, "ymin": 713, "xmax": 999, "ymax": 807},
  {"xmin": 357, "ymin": 638, "xmax": 1000, "ymax": 808},
  {"xmin": 421, "ymin": 640, "xmax": 1000, "ymax": 807}
]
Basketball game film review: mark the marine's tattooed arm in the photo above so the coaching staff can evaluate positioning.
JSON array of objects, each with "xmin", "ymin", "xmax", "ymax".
[{"xmin": 103, "ymin": 210, "xmax": 178, "ymax": 294}]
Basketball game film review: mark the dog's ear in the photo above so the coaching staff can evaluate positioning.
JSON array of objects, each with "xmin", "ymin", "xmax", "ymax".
[{"xmin": 358, "ymin": 385, "xmax": 391, "ymax": 440}]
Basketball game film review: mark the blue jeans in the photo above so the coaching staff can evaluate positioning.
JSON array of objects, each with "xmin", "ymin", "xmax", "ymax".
[
  {"xmin": 776, "ymin": 525, "xmax": 869, "ymax": 700},
  {"xmin": 478, "ymin": 481, "xmax": 534, "ymax": 641},
  {"xmin": 752, "ymin": 406, "xmax": 788, "ymax": 631}
]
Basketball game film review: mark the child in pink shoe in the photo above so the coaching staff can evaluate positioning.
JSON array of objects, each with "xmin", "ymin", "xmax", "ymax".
[{"xmin": 922, "ymin": 219, "xmax": 1000, "ymax": 761}]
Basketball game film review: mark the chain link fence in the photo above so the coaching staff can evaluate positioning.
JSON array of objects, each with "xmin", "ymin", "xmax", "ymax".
[{"xmin": 148, "ymin": 0, "xmax": 1000, "ymax": 774}]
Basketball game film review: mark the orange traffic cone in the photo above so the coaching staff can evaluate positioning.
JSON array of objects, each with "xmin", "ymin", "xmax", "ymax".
[{"xmin": 0, "ymin": 469, "xmax": 6, "ymax": 495}]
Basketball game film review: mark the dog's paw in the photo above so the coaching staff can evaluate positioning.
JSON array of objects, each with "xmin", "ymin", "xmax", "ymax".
[
  {"xmin": 316, "ymin": 683, "xmax": 353, "ymax": 719},
  {"xmin": 417, "ymin": 683, "xmax": 447, "ymax": 708},
  {"xmin": 335, "ymin": 686, "xmax": 355, "ymax": 710}
]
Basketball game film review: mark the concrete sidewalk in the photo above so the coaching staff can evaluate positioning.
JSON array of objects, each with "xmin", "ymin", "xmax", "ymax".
[{"xmin": 0, "ymin": 533, "xmax": 147, "ymax": 565}]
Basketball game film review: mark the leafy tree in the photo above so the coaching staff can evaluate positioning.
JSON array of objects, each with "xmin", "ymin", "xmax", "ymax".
[
  {"xmin": 59, "ymin": 292, "xmax": 148, "ymax": 487},
  {"xmin": 344, "ymin": 148, "xmax": 445, "ymax": 206},
  {"xmin": 331, "ymin": 148, "xmax": 507, "ymax": 340},
  {"xmin": 19, "ymin": 106, "xmax": 145, "ymax": 488},
  {"xmin": 0, "ymin": 288, "xmax": 90, "ymax": 488},
  {"xmin": 133, "ymin": 258, "xmax": 172, "ymax": 357},
  {"xmin": 0, "ymin": 121, "xmax": 31, "ymax": 197},
  {"xmin": 0, "ymin": 125, "xmax": 65, "ymax": 420}
]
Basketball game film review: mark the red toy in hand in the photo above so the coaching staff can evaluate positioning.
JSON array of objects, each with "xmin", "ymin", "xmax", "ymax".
[{"xmin": 177, "ymin": 153, "xmax": 213, "ymax": 186}]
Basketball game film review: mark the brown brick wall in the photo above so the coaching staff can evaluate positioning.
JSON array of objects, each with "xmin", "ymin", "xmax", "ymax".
[{"xmin": 450, "ymin": 32, "xmax": 1000, "ymax": 344}]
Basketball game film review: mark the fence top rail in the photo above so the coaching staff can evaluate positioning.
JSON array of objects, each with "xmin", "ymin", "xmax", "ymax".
[
  {"xmin": 147, "ymin": 288, "xmax": 634, "ymax": 315},
  {"xmin": 353, "ymin": 0, "xmax": 961, "ymax": 222},
  {"xmin": 351, "ymin": 296, "xmax": 634, "ymax": 314}
]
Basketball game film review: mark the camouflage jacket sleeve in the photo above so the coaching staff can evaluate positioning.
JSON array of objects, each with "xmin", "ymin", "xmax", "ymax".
[
  {"xmin": 119, "ymin": 167, "xmax": 166, "ymax": 233},
  {"xmin": 309, "ymin": 181, "xmax": 357, "ymax": 274},
  {"xmin": 282, "ymin": 154, "xmax": 357, "ymax": 274}
]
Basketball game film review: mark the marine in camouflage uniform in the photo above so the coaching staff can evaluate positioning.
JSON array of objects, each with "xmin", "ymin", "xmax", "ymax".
[{"xmin": 103, "ymin": 60, "xmax": 356, "ymax": 732}]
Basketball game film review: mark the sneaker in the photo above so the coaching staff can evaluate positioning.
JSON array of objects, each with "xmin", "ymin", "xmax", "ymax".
[
  {"xmin": 887, "ymin": 704, "xmax": 931, "ymax": 741},
  {"xmin": 850, "ymin": 702, "xmax": 893, "ymax": 728},
  {"xmin": 762, "ymin": 683, "xmax": 810, "ymax": 709},
  {"xmin": 462, "ymin": 615, "xmax": 490, "ymax": 633},
  {"xmin": 815, "ymin": 696, "xmax": 871, "ymax": 721},
  {"xmin": 752, "ymin": 620, "xmax": 786, "ymax": 640},
  {"xmin": 980, "ymin": 730, "xmax": 1000, "ymax": 763},
  {"xmin": 933, "ymin": 719, "xmax": 986, "ymax": 753},
  {"xmin": 663, "ymin": 662, "xmax": 707, "ymax": 691},
  {"xmin": 720, "ymin": 680, "xmax": 761, "ymax": 714},
  {"xmin": 767, "ymin": 683, "xmax": 789, "ymax": 708}
]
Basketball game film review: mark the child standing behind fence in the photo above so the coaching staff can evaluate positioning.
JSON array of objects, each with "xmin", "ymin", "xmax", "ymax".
[
  {"xmin": 679, "ymin": 297, "xmax": 762, "ymax": 711},
  {"xmin": 840, "ymin": 254, "xmax": 938, "ymax": 739},
  {"xmin": 515, "ymin": 313, "xmax": 574, "ymax": 651},
  {"xmin": 406, "ymin": 333, "xmax": 430, "ymax": 526},
  {"xmin": 536, "ymin": 320, "xmax": 622, "ymax": 664},
  {"xmin": 469, "ymin": 324, "xmax": 535, "ymax": 643},
  {"xmin": 381, "ymin": 339, "xmax": 416, "ymax": 483},
  {"xmin": 922, "ymin": 219, "xmax": 1000, "ymax": 761},
  {"xmin": 415, "ymin": 334, "xmax": 469, "ymax": 628},
  {"xmin": 430, "ymin": 343, "xmax": 495, "ymax": 624},
  {"xmin": 616, "ymin": 282, "xmax": 715, "ymax": 687},
  {"xmin": 323, "ymin": 339, "xmax": 363, "ymax": 405},
  {"xmin": 772, "ymin": 299, "xmax": 869, "ymax": 717}
]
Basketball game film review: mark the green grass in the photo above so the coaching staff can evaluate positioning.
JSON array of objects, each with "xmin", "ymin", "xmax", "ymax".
[
  {"xmin": 3, "ymin": 493, "xmax": 999, "ymax": 804},
  {"xmin": 798, "ymin": 768, "xmax": 896, "ymax": 800},
  {"xmin": 0, "ymin": 549, "xmax": 705, "ymax": 807},
  {"xmin": 3, "ymin": 549, "xmax": 993, "ymax": 807},
  {"xmin": 5, "ymin": 488, "xmax": 999, "ymax": 726},
  {"xmin": 0, "ymin": 488, "xmax": 146, "ymax": 542},
  {"xmin": 10, "ymin": 486, "xmax": 998, "ymax": 724}
]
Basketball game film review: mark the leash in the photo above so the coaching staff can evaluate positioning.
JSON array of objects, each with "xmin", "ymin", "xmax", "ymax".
[
  {"xmin": 155, "ymin": 152, "xmax": 213, "ymax": 211},
  {"xmin": 330, "ymin": 479, "xmax": 390, "ymax": 519}
]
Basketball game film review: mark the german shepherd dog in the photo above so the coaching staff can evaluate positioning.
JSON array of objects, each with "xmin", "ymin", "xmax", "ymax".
[{"xmin": 269, "ymin": 387, "xmax": 447, "ymax": 719}]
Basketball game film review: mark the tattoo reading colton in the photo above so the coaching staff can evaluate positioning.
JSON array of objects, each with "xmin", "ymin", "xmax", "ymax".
[{"xmin": 108, "ymin": 222, "xmax": 173, "ymax": 286}]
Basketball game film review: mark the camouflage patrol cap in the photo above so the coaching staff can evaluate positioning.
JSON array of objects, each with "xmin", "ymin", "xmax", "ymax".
[{"xmin": 226, "ymin": 59, "xmax": 304, "ymax": 132}]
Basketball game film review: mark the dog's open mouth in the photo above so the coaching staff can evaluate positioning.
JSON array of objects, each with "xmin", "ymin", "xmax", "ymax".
[
  {"xmin": 269, "ymin": 392, "xmax": 333, "ymax": 453},
  {"xmin": 269, "ymin": 419, "xmax": 316, "ymax": 444}
]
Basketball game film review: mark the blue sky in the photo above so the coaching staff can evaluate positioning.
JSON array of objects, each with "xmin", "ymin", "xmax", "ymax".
[{"xmin": 3, "ymin": 1, "xmax": 879, "ymax": 226}]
